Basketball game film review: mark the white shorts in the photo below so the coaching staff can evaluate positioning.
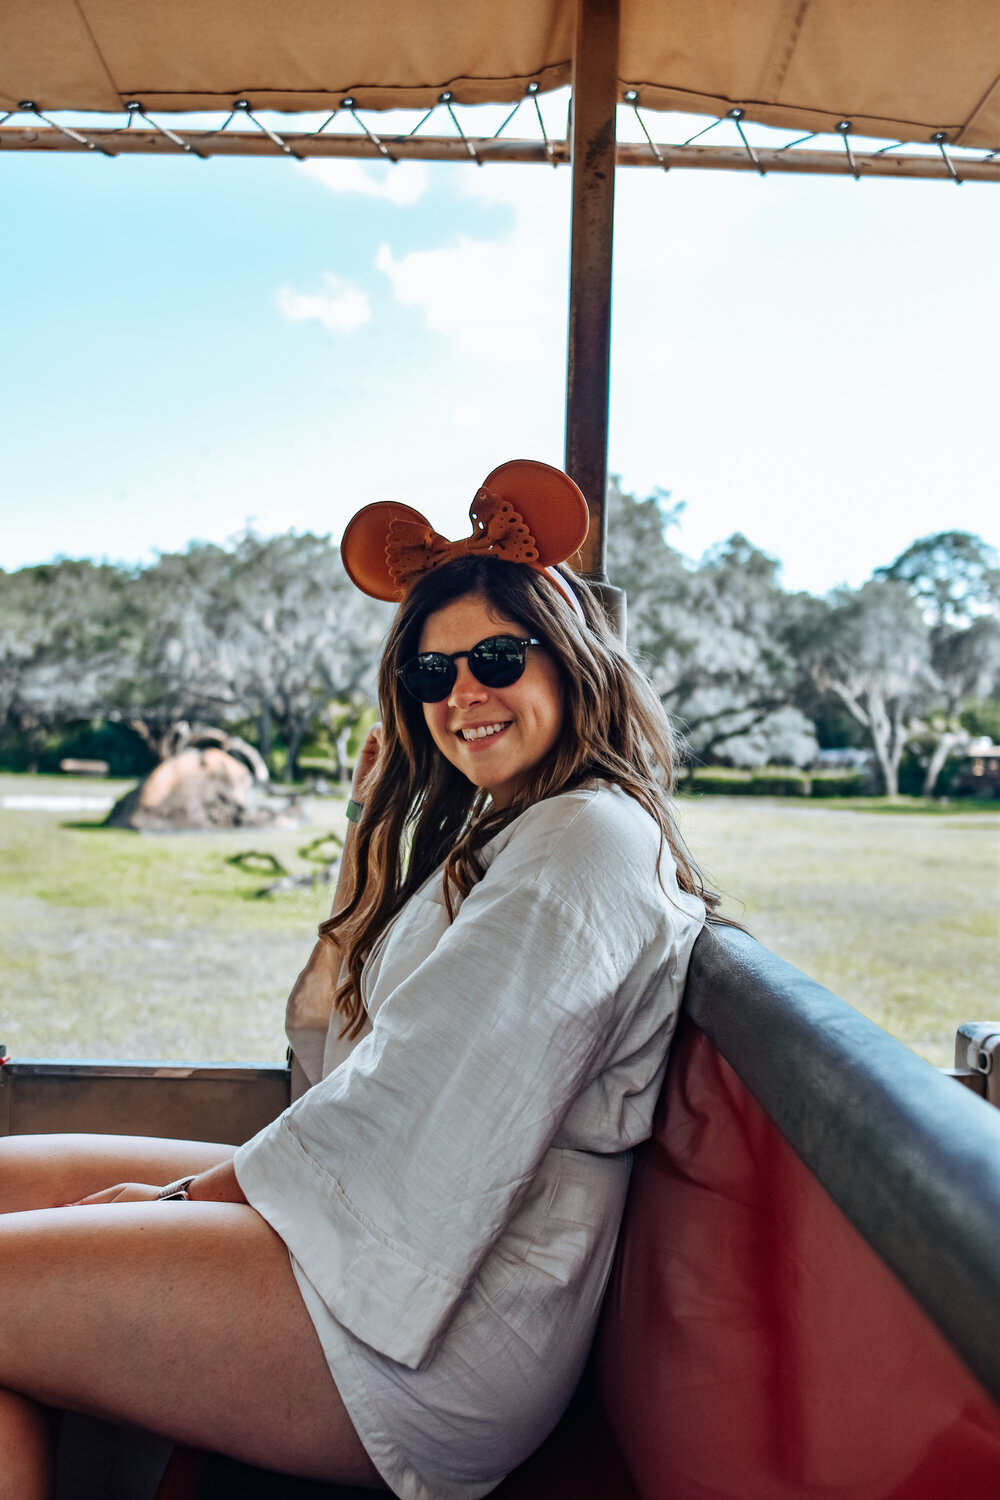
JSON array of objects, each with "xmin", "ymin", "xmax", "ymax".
[{"xmin": 290, "ymin": 1149, "xmax": 630, "ymax": 1499}]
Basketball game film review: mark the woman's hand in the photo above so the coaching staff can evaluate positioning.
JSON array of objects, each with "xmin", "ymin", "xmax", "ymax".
[
  {"xmin": 352, "ymin": 722, "xmax": 383, "ymax": 803},
  {"xmin": 69, "ymin": 1161, "xmax": 245, "ymax": 1206},
  {"xmin": 71, "ymin": 1182, "xmax": 163, "ymax": 1205}
]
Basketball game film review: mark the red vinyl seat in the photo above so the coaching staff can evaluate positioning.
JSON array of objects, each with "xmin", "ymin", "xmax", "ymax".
[{"xmin": 593, "ymin": 1014, "xmax": 1000, "ymax": 1499}]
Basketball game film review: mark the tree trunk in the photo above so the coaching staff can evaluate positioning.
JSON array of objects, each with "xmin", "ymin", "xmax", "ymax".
[
  {"xmin": 284, "ymin": 724, "xmax": 306, "ymax": 783},
  {"xmin": 256, "ymin": 708, "xmax": 274, "ymax": 775},
  {"xmin": 923, "ymin": 729, "xmax": 965, "ymax": 797},
  {"xmin": 331, "ymin": 733, "xmax": 346, "ymax": 783},
  {"xmin": 878, "ymin": 748, "xmax": 898, "ymax": 798},
  {"xmin": 334, "ymin": 725, "xmax": 353, "ymax": 783},
  {"xmin": 866, "ymin": 691, "xmax": 897, "ymax": 796}
]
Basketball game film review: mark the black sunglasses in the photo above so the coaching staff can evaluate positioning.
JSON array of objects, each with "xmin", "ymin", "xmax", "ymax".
[{"xmin": 398, "ymin": 635, "xmax": 543, "ymax": 703}]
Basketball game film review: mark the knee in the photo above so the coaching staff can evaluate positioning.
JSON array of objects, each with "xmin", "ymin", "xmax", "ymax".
[{"xmin": 0, "ymin": 1388, "xmax": 53, "ymax": 1497}]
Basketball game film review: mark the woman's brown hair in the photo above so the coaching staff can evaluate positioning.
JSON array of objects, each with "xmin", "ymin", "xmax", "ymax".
[{"xmin": 322, "ymin": 555, "xmax": 719, "ymax": 1037}]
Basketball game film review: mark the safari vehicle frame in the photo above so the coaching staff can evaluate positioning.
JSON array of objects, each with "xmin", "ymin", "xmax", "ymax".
[{"xmin": 2, "ymin": 2, "xmax": 999, "ymax": 1493}]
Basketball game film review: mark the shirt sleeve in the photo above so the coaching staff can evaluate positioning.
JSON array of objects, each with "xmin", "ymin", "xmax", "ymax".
[
  {"xmin": 234, "ymin": 860, "xmax": 627, "ymax": 1370},
  {"xmin": 283, "ymin": 934, "xmax": 341, "ymax": 1091}
]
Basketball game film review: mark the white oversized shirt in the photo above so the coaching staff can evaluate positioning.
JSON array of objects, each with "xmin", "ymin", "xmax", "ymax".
[{"xmin": 234, "ymin": 783, "xmax": 704, "ymax": 1371}]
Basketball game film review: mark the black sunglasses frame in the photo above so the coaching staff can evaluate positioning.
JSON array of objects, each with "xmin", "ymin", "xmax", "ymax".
[{"xmin": 397, "ymin": 635, "xmax": 543, "ymax": 703}]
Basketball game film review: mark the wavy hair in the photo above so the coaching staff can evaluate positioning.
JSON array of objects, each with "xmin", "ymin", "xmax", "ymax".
[{"xmin": 322, "ymin": 555, "xmax": 719, "ymax": 1037}]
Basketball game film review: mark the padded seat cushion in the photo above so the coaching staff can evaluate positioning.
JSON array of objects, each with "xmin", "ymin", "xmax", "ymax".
[{"xmin": 596, "ymin": 1014, "xmax": 1000, "ymax": 1498}]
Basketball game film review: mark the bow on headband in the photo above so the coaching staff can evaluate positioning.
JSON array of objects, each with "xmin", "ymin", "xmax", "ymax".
[
  {"xmin": 385, "ymin": 492, "xmax": 539, "ymax": 593},
  {"xmin": 341, "ymin": 460, "xmax": 590, "ymax": 612}
]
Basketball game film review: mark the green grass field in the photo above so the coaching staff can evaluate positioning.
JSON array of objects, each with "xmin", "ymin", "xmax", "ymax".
[
  {"xmin": 0, "ymin": 773, "xmax": 346, "ymax": 1064},
  {"xmin": 676, "ymin": 795, "xmax": 999, "ymax": 1066},
  {"xmin": 1, "ymin": 774, "xmax": 997, "ymax": 1068}
]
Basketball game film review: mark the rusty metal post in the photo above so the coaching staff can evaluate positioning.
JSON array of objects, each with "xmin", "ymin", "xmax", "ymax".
[{"xmin": 565, "ymin": 0, "xmax": 620, "ymax": 590}]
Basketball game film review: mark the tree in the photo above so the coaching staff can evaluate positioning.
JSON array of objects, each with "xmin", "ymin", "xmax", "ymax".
[
  {"xmin": 876, "ymin": 532, "xmax": 1000, "ymax": 626},
  {"xmin": 106, "ymin": 534, "xmax": 391, "ymax": 780},
  {"xmin": 0, "ymin": 537, "xmax": 391, "ymax": 781},
  {"xmin": 0, "ymin": 560, "xmax": 137, "ymax": 755},
  {"xmin": 116, "ymin": 543, "xmax": 240, "ymax": 760},
  {"xmin": 802, "ymin": 580, "xmax": 936, "ymax": 796},
  {"xmin": 606, "ymin": 479, "xmax": 805, "ymax": 764},
  {"xmin": 919, "ymin": 614, "xmax": 1000, "ymax": 794},
  {"xmin": 873, "ymin": 533, "xmax": 1000, "ymax": 793},
  {"xmin": 679, "ymin": 535, "xmax": 809, "ymax": 764},
  {"xmin": 208, "ymin": 531, "xmax": 390, "ymax": 781},
  {"xmin": 0, "ymin": 568, "xmax": 40, "ymax": 736}
]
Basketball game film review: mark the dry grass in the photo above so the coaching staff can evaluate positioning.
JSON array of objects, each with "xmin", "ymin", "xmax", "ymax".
[
  {"xmin": 0, "ymin": 773, "xmax": 347, "ymax": 1062},
  {"xmin": 1, "ymin": 775, "xmax": 997, "ymax": 1067},
  {"xmin": 676, "ymin": 796, "xmax": 1000, "ymax": 1065}
]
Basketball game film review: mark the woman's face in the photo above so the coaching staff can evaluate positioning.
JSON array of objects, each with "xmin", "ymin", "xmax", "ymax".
[{"xmin": 416, "ymin": 591, "xmax": 565, "ymax": 809}]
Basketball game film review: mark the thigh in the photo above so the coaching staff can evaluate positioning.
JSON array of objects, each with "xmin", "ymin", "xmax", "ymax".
[
  {"xmin": 0, "ymin": 1133, "xmax": 235, "ymax": 1213},
  {"xmin": 0, "ymin": 1201, "xmax": 383, "ymax": 1486}
]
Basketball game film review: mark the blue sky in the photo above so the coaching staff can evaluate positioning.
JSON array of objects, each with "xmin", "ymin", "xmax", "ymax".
[{"xmin": 3, "ymin": 99, "xmax": 998, "ymax": 595}]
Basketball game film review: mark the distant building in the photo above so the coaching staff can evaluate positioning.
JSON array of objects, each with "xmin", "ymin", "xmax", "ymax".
[{"xmin": 954, "ymin": 739, "xmax": 1000, "ymax": 798}]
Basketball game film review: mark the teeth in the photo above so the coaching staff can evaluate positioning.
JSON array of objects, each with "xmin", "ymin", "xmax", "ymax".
[{"xmin": 461, "ymin": 722, "xmax": 508, "ymax": 741}]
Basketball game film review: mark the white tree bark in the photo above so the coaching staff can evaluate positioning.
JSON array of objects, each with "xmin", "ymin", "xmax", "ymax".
[{"xmin": 922, "ymin": 727, "xmax": 969, "ymax": 797}]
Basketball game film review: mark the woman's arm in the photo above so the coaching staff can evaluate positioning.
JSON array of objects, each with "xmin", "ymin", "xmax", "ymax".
[
  {"xmin": 68, "ymin": 733, "xmax": 387, "ymax": 1207},
  {"xmin": 286, "ymin": 723, "xmax": 383, "ymax": 1095},
  {"xmin": 334, "ymin": 721, "xmax": 382, "ymax": 916}
]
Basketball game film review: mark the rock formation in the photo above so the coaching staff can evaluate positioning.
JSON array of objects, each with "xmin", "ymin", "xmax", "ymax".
[{"xmin": 105, "ymin": 732, "xmax": 303, "ymax": 832}]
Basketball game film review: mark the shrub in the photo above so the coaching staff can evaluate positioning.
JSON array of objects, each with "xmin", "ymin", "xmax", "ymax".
[
  {"xmin": 680, "ymin": 768, "xmax": 754, "ymax": 795},
  {"xmin": 684, "ymin": 766, "xmax": 886, "ymax": 797},
  {"xmin": 298, "ymin": 758, "xmax": 338, "ymax": 777},
  {"xmin": 810, "ymin": 771, "xmax": 871, "ymax": 798},
  {"xmin": 960, "ymin": 698, "xmax": 1000, "ymax": 743},
  {"xmin": 31, "ymin": 720, "xmax": 156, "ymax": 779},
  {"xmin": 750, "ymin": 769, "xmax": 810, "ymax": 797}
]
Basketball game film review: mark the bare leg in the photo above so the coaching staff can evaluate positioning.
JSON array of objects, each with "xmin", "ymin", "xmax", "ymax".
[
  {"xmin": 0, "ymin": 1201, "xmax": 385, "ymax": 1487},
  {"xmin": 0, "ymin": 1389, "xmax": 53, "ymax": 1500},
  {"xmin": 0, "ymin": 1133, "xmax": 235, "ymax": 1214},
  {"xmin": 0, "ymin": 1134, "xmax": 238, "ymax": 1500}
]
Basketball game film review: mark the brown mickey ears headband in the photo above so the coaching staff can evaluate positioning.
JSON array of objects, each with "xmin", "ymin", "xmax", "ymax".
[{"xmin": 341, "ymin": 460, "xmax": 590, "ymax": 619}]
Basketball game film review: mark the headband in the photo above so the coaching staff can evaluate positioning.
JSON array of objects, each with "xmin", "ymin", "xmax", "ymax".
[{"xmin": 340, "ymin": 459, "xmax": 590, "ymax": 621}]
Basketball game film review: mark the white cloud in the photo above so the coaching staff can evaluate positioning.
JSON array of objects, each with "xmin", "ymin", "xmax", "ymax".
[
  {"xmin": 275, "ymin": 272, "xmax": 370, "ymax": 335},
  {"xmin": 374, "ymin": 170, "xmax": 570, "ymax": 365},
  {"xmin": 368, "ymin": 162, "xmax": 761, "ymax": 372},
  {"xmin": 299, "ymin": 158, "xmax": 428, "ymax": 205}
]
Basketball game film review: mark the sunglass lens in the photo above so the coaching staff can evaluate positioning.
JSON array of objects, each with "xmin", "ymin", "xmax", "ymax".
[
  {"xmin": 401, "ymin": 654, "xmax": 454, "ymax": 702},
  {"xmin": 399, "ymin": 637, "xmax": 532, "ymax": 701},
  {"xmin": 470, "ymin": 637, "xmax": 527, "ymax": 687}
]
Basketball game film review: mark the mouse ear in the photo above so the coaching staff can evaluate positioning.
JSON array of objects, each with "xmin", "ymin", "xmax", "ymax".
[
  {"xmin": 476, "ymin": 460, "xmax": 589, "ymax": 566},
  {"xmin": 340, "ymin": 502, "xmax": 433, "ymax": 602}
]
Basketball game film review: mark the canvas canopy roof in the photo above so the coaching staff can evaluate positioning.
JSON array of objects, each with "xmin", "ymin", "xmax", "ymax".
[{"xmin": 3, "ymin": 0, "xmax": 998, "ymax": 148}]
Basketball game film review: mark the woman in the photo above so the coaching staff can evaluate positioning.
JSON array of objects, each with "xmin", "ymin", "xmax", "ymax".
[{"xmin": 0, "ymin": 460, "xmax": 709, "ymax": 1499}]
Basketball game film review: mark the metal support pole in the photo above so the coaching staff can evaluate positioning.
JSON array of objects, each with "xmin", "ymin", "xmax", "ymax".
[{"xmin": 564, "ymin": 0, "xmax": 620, "ymax": 585}]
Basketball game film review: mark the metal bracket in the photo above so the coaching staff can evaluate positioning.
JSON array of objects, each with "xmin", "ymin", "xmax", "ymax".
[
  {"xmin": 967, "ymin": 1038, "xmax": 999, "ymax": 1075},
  {"xmin": 930, "ymin": 131, "xmax": 963, "ymax": 185},
  {"xmin": 624, "ymin": 89, "xmax": 668, "ymax": 170},
  {"xmin": 836, "ymin": 120, "xmax": 860, "ymax": 179},
  {"xmin": 232, "ymin": 99, "xmax": 302, "ymax": 159},
  {"xmin": 125, "ymin": 100, "xmax": 206, "ymax": 158},
  {"xmin": 728, "ymin": 108, "xmax": 765, "ymax": 176},
  {"xmin": 17, "ymin": 100, "xmax": 113, "ymax": 156}
]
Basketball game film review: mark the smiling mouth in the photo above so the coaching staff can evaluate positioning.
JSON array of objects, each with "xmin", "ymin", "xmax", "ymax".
[{"xmin": 458, "ymin": 721, "xmax": 511, "ymax": 742}]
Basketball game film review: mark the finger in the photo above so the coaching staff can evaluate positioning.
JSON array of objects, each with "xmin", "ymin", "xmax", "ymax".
[
  {"xmin": 70, "ymin": 1183, "xmax": 158, "ymax": 1206},
  {"xmin": 355, "ymin": 725, "xmax": 383, "ymax": 790}
]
